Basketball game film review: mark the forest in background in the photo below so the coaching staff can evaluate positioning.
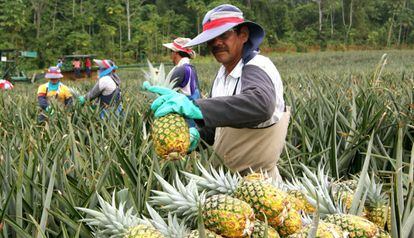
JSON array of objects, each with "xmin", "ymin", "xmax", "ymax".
[{"xmin": 0, "ymin": 0, "xmax": 413, "ymax": 67}]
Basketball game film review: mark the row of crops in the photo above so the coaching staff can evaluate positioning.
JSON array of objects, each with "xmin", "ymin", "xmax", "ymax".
[{"xmin": 0, "ymin": 50, "xmax": 413, "ymax": 237}]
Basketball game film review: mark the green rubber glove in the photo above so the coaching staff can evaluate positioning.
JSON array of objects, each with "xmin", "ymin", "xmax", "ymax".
[
  {"xmin": 78, "ymin": 96, "xmax": 86, "ymax": 106},
  {"xmin": 189, "ymin": 127, "xmax": 200, "ymax": 152},
  {"xmin": 45, "ymin": 106, "xmax": 54, "ymax": 116},
  {"xmin": 142, "ymin": 81, "xmax": 176, "ymax": 95},
  {"xmin": 151, "ymin": 93, "xmax": 203, "ymax": 119}
]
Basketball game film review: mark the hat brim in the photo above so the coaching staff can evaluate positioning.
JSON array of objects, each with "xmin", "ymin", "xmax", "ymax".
[
  {"xmin": 93, "ymin": 59, "xmax": 111, "ymax": 69},
  {"xmin": 184, "ymin": 21, "xmax": 265, "ymax": 48},
  {"xmin": 45, "ymin": 73, "xmax": 63, "ymax": 79},
  {"xmin": 163, "ymin": 42, "xmax": 196, "ymax": 59},
  {"xmin": 162, "ymin": 43, "xmax": 177, "ymax": 52}
]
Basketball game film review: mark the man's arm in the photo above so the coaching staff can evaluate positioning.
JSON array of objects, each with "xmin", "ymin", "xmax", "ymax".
[
  {"xmin": 85, "ymin": 80, "xmax": 103, "ymax": 101},
  {"xmin": 197, "ymin": 126, "xmax": 215, "ymax": 146},
  {"xmin": 194, "ymin": 65, "xmax": 276, "ymax": 128},
  {"xmin": 38, "ymin": 96, "xmax": 49, "ymax": 110},
  {"xmin": 169, "ymin": 66, "xmax": 186, "ymax": 88}
]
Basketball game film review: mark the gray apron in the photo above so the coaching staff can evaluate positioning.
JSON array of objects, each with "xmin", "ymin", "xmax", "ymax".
[{"xmin": 212, "ymin": 108, "xmax": 290, "ymax": 181}]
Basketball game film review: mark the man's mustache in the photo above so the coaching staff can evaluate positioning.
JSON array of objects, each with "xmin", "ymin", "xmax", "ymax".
[{"xmin": 211, "ymin": 47, "xmax": 228, "ymax": 54}]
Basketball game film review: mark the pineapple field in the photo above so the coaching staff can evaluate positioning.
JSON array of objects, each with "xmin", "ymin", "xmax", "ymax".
[{"xmin": 0, "ymin": 50, "xmax": 413, "ymax": 238}]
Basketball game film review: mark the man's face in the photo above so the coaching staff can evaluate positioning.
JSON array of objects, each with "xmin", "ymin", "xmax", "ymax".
[
  {"xmin": 50, "ymin": 78, "xmax": 59, "ymax": 84},
  {"xmin": 207, "ymin": 26, "xmax": 249, "ymax": 66}
]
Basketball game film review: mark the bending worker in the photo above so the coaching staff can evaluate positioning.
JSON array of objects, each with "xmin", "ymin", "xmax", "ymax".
[
  {"xmin": 78, "ymin": 59, "xmax": 122, "ymax": 119},
  {"xmin": 143, "ymin": 4, "xmax": 289, "ymax": 181},
  {"xmin": 37, "ymin": 66, "xmax": 73, "ymax": 122}
]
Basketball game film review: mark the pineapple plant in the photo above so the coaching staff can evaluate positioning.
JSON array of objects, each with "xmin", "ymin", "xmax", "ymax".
[
  {"xmin": 182, "ymin": 163, "xmax": 302, "ymax": 236},
  {"xmin": 151, "ymin": 174, "xmax": 255, "ymax": 237},
  {"xmin": 143, "ymin": 60, "xmax": 190, "ymax": 160}
]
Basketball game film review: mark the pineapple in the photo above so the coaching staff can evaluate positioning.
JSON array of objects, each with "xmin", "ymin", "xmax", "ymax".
[
  {"xmin": 297, "ymin": 165, "xmax": 379, "ymax": 238},
  {"xmin": 182, "ymin": 163, "xmax": 302, "ymax": 236},
  {"xmin": 376, "ymin": 229, "xmax": 391, "ymax": 238},
  {"xmin": 143, "ymin": 60, "xmax": 190, "ymax": 160},
  {"xmin": 324, "ymin": 214, "xmax": 378, "ymax": 238},
  {"xmin": 77, "ymin": 193, "xmax": 164, "ymax": 238},
  {"xmin": 151, "ymin": 174, "xmax": 255, "ymax": 237},
  {"xmin": 152, "ymin": 113, "xmax": 190, "ymax": 160},
  {"xmin": 125, "ymin": 224, "xmax": 164, "ymax": 238},
  {"xmin": 364, "ymin": 176, "xmax": 390, "ymax": 230},
  {"xmin": 287, "ymin": 221, "xmax": 345, "ymax": 238},
  {"xmin": 186, "ymin": 230, "xmax": 224, "ymax": 238},
  {"xmin": 252, "ymin": 220, "xmax": 280, "ymax": 238},
  {"xmin": 78, "ymin": 192, "xmax": 220, "ymax": 238}
]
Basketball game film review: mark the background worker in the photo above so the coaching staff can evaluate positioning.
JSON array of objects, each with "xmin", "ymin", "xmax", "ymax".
[
  {"xmin": 0, "ymin": 79, "xmax": 14, "ymax": 90},
  {"xmin": 162, "ymin": 37, "xmax": 200, "ymax": 101},
  {"xmin": 37, "ymin": 66, "xmax": 73, "ymax": 122},
  {"xmin": 85, "ymin": 57, "xmax": 92, "ymax": 78},
  {"xmin": 72, "ymin": 58, "xmax": 81, "ymax": 78},
  {"xmin": 78, "ymin": 59, "xmax": 122, "ymax": 119},
  {"xmin": 144, "ymin": 4, "xmax": 289, "ymax": 181}
]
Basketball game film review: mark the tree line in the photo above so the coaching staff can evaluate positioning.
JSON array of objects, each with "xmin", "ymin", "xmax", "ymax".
[{"xmin": 0, "ymin": 0, "xmax": 413, "ymax": 67}]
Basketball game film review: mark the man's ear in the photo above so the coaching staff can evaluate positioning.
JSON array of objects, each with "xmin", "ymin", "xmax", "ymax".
[{"xmin": 239, "ymin": 25, "xmax": 249, "ymax": 44}]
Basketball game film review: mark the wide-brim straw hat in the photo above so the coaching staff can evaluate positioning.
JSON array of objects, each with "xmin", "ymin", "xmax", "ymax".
[
  {"xmin": 163, "ymin": 37, "xmax": 196, "ymax": 59},
  {"xmin": 45, "ymin": 66, "xmax": 63, "ymax": 79},
  {"xmin": 184, "ymin": 4, "xmax": 264, "ymax": 52}
]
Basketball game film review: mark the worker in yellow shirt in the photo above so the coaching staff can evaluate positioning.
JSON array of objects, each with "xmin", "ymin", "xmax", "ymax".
[{"xmin": 37, "ymin": 66, "xmax": 73, "ymax": 122}]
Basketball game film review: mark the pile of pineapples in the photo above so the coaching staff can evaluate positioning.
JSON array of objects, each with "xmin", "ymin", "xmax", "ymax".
[{"xmin": 77, "ymin": 162, "xmax": 393, "ymax": 238}]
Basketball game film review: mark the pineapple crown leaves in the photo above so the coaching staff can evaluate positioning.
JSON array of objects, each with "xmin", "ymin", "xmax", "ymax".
[
  {"xmin": 145, "ymin": 203, "xmax": 190, "ymax": 237},
  {"xmin": 76, "ymin": 192, "xmax": 147, "ymax": 238},
  {"xmin": 362, "ymin": 174, "xmax": 389, "ymax": 208},
  {"xmin": 298, "ymin": 163, "xmax": 342, "ymax": 215},
  {"xmin": 181, "ymin": 162, "xmax": 240, "ymax": 196},
  {"xmin": 142, "ymin": 59, "xmax": 178, "ymax": 90},
  {"xmin": 151, "ymin": 173, "xmax": 204, "ymax": 222}
]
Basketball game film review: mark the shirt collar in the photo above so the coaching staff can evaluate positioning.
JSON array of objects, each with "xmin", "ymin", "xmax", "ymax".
[
  {"xmin": 177, "ymin": 57, "xmax": 190, "ymax": 66},
  {"xmin": 217, "ymin": 59, "xmax": 244, "ymax": 79}
]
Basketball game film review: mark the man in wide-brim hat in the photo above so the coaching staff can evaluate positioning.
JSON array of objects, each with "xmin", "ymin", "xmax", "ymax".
[{"xmin": 144, "ymin": 4, "xmax": 290, "ymax": 181}]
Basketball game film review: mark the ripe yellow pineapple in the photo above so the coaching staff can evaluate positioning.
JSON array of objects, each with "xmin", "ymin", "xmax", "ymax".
[
  {"xmin": 186, "ymin": 230, "xmax": 224, "ymax": 238},
  {"xmin": 275, "ymin": 209, "xmax": 302, "ymax": 237},
  {"xmin": 296, "ymin": 165, "xmax": 379, "ymax": 238},
  {"xmin": 252, "ymin": 220, "xmax": 280, "ymax": 238},
  {"xmin": 287, "ymin": 190, "xmax": 316, "ymax": 213},
  {"xmin": 364, "ymin": 176, "xmax": 390, "ymax": 230},
  {"xmin": 152, "ymin": 113, "xmax": 190, "ymax": 160},
  {"xmin": 151, "ymin": 174, "xmax": 255, "ymax": 237},
  {"xmin": 324, "ymin": 214, "xmax": 378, "ymax": 238},
  {"xmin": 183, "ymin": 164, "xmax": 302, "ymax": 236},
  {"xmin": 287, "ymin": 221, "xmax": 345, "ymax": 238},
  {"xmin": 143, "ymin": 60, "xmax": 190, "ymax": 160},
  {"xmin": 125, "ymin": 224, "xmax": 164, "ymax": 238}
]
